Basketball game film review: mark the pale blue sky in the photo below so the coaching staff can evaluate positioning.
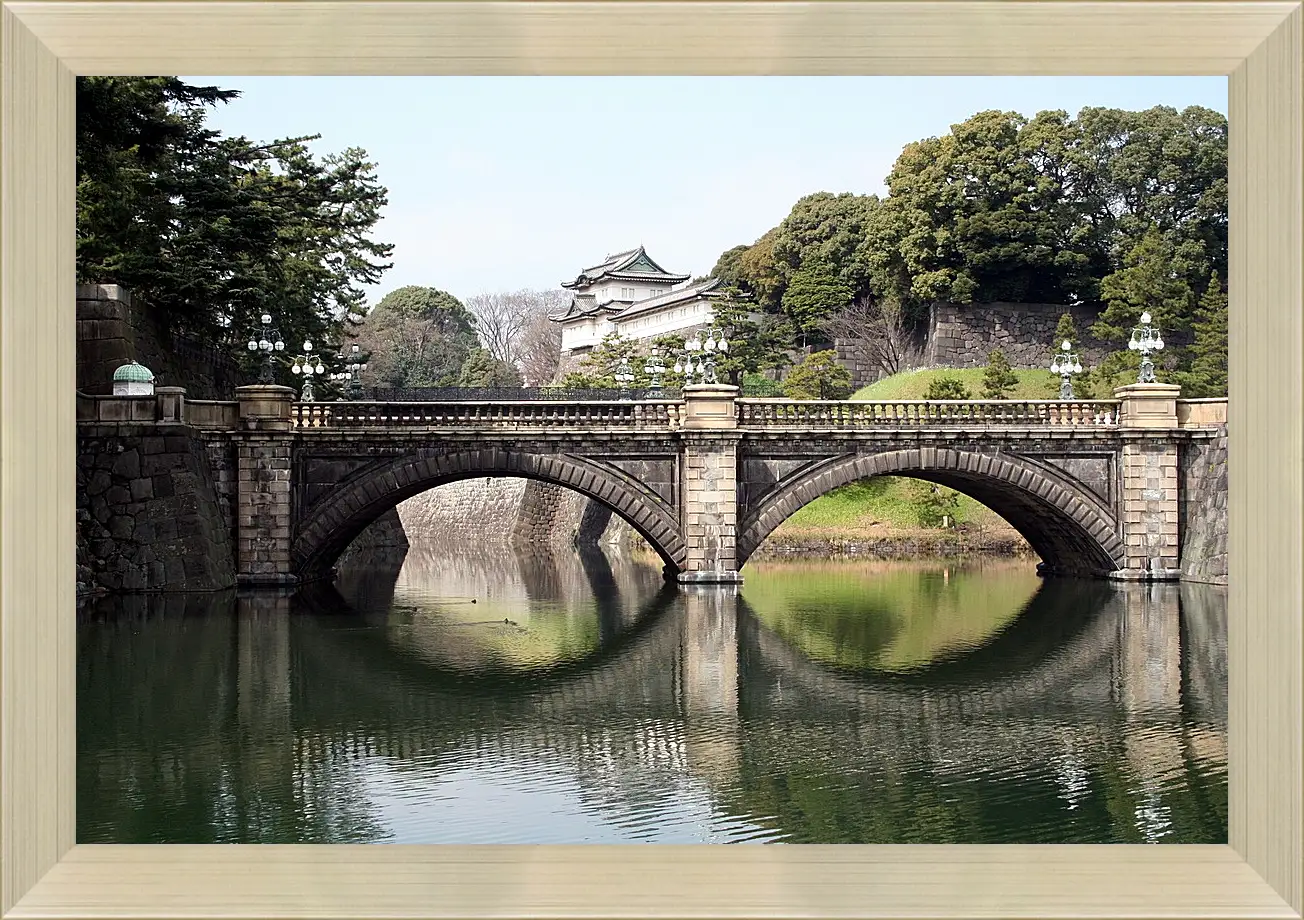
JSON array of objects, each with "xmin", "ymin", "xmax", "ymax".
[{"xmin": 189, "ymin": 76, "xmax": 1228, "ymax": 306}]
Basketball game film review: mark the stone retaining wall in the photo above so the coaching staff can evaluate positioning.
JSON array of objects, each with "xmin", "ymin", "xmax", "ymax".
[
  {"xmin": 925, "ymin": 302, "xmax": 1112, "ymax": 370},
  {"xmin": 397, "ymin": 478, "xmax": 529, "ymax": 545},
  {"xmin": 77, "ymin": 425, "xmax": 236, "ymax": 594},
  {"xmin": 1179, "ymin": 429, "xmax": 1229, "ymax": 584},
  {"xmin": 393, "ymin": 477, "xmax": 635, "ymax": 553},
  {"xmin": 77, "ymin": 284, "xmax": 243, "ymax": 399},
  {"xmin": 512, "ymin": 481, "xmax": 636, "ymax": 550}
]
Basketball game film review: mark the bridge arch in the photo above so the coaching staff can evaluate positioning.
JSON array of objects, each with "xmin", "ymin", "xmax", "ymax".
[
  {"xmin": 294, "ymin": 449, "xmax": 687, "ymax": 579},
  {"xmin": 737, "ymin": 448, "xmax": 1124, "ymax": 576}
]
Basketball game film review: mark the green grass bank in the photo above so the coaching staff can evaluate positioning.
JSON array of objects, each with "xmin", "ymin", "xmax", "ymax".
[{"xmin": 754, "ymin": 367, "xmax": 1046, "ymax": 561}]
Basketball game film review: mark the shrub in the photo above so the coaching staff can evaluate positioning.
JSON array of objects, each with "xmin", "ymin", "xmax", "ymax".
[
  {"xmin": 923, "ymin": 375, "xmax": 972, "ymax": 400},
  {"xmin": 741, "ymin": 372, "xmax": 784, "ymax": 397}
]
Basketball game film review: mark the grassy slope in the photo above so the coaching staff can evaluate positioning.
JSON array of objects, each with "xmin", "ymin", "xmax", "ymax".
[
  {"xmin": 772, "ymin": 368, "xmax": 1044, "ymax": 544},
  {"xmin": 851, "ymin": 367, "xmax": 1063, "ymax": 401}
]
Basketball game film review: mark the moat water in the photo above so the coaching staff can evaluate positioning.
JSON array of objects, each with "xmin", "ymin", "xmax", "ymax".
[{"xmin": 77, "ymin": 545, "xmax": 1227, "ymax": 844}]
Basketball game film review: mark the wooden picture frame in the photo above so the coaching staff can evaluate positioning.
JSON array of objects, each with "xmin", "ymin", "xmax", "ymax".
[{"xmin": 2, "ymin": 2, "xmax": 1300, "ymax": 917}]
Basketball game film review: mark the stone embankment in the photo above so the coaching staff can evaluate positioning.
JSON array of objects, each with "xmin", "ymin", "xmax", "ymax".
[
  {"xmin": 391, "ymin": 478, "xmax": 634, "ymax": 554},
  {"xmin": 1179, "ymin": 428, "xmax": 1228, "ymax": 585},
  {"xmin": 337, "ymin": 507, "xmax": 410, "ymax": 569},
  {"xmin": 77, "ymin": 425, "xmax": 236, "ymax": 594}
]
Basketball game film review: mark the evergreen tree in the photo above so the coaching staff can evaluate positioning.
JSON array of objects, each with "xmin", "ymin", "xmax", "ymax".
[
  {"xmin": 910, "ymin": 481, "xmax": 962, "ymax": 529},
  {"xmin": 709, "ymin": 286, "xmax": 793, "ymax": 384},
  {"xmin": 355, "ymin": 287, "xmax": 479, "ymax": 388},
  {"xmin": 1090, "ymin": 229, "xmax": 1201, "ymax": 390},
  {"xmin": 1054, "ymin": 312, "xmax": 1079, "ymax": 346},
  {"xmin": 1092, "ymin": 230, "xmax": 1194, "ymax": 354},
  {"xmin": 780, "ymin": 259, "xmax": 853, "ymax": 347},
  {"xmin": 1173, "ymin": 272, "xmax": 1228, "ymax": 397},
  {"xmin": 457, "ymin": 348, "xmax": 522, "ymax": 387},
  {"xmin": 981, "ymin": 349, "xmax": 1019, "ymax": 399}
]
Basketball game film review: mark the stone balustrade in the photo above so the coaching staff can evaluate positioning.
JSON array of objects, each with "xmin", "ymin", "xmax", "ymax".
[
  {"xmin": 737, "ymin": 399, "xmax": 1121, "ymax": 429},
  {"xmin": 290, "ymin": 400, "xmax": 686, "ymax": 431},
  {"xmin": 77, "ymin": 390, "xmax": 1228, "ymax": 436}
]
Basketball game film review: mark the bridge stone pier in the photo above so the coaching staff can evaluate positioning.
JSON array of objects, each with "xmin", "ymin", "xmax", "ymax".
[{"xmin": 79, "ymin": 382, "xmax": 1226, "ymax": 589}]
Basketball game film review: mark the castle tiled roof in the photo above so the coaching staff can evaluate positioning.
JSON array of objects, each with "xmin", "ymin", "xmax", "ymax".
[
  {"xmin": 611, "ymin": 277, "xmax": 725, "ymax": 320},
  {"xmin": 560, "ymin": 245, "xmax": 690, "ymax": 290},
  {"xmin": 548, "ymin": 292, "xmax": 627, "ymax": 323}
]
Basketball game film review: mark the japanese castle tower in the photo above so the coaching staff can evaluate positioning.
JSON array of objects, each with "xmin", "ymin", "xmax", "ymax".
[{"xmin": 550, "ymin": 246, "xmax": 724, "ymax": 356}]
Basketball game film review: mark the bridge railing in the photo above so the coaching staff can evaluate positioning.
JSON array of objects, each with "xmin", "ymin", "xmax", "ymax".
[
  {"xmin": 1176, "ymin": 398, "xmax": 1227, "ymax": 429},
  {"xmin": 291, "ymin": 400, "xmax": 686, "ymax": 430},
  {"xmin": 186, "ymin": 400, "xmax": 239, "ymax": 430},
  {"xmin": 736, "ymin": 399, "xmax": 1122, "ymax": 428}
]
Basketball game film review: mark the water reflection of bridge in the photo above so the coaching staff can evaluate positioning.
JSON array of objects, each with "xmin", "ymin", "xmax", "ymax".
[{"xmin": 76, "ymin": 550, "xmax": 1227, "ymax": 844}]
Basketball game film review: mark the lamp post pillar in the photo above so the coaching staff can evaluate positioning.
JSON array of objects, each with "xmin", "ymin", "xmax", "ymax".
[
  {"xmin": 1113, "ymin": 382, "xmax": 1182, "ymax": 582},
  {"xmin": 234, "ymin": 384, "xmax": 297, "ymax": 587},
  {"xmin": 678, "ymin": 384, "xmax": 742, "ymax": 585}
]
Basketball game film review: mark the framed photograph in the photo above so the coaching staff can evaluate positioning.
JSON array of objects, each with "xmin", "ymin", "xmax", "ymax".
[{"xmin": 2, "ymin": 2, "xmax": 1300, "ymax": 918}]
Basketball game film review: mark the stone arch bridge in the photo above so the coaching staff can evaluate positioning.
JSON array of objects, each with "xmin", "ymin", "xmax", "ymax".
[{"xmin": 79, "ymin": 383, "xmax": 1227, "ymax": 587}]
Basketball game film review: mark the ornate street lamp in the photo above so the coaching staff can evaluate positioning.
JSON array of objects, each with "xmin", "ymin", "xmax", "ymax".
[
  {"xmin": 1049, "ymin": 340, "xmax": 1083, "ymax": 400},
  {"xmin": 290, "ymin": 340, "xmax": 327, "ymax": 402},
  {"xmin": 676, "ymin": 329, "xmax": 730, "ymax": 386},
  {"xmin": 246, "ymin": 312, "xmax": 285, "ymax": 384},
  {"xmin": 643, "ymin": 347, "xmax": 667, "ymax": 397},
  {"xmin": 330, "ymin": 343, "xmax": 368, "ymax": 399},
  {"xmin": 700, "ymin": 328, "xmax": 729, "ymax": 385},
  {"xmin": 1128, "ymin": 311, "xmax": 1165, "ymax": 384},
  {"xmin": 613, "ymin": 355, "xmax": 635, "ymax": 397},
  {"xmin": 674, "ymin": 335, "xmax": 704, "ymax": 385}
]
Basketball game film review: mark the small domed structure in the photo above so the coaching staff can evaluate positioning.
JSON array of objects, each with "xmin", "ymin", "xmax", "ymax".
[{"xmin": 112, "ymin": 361, "xmax": 155, "ymax": 396}]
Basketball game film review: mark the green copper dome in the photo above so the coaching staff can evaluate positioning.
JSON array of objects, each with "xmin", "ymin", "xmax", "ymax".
[{"xmin": 113, "ymin": 361, "xmax": 155, "ymax": 383}]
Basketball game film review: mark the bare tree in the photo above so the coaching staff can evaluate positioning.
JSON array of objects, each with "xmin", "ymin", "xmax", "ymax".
[
  {"xmin": 517, "ymin": 304, "xmax": 565, "ymax": 386},
  {"xmin": 820, "ymin": 295, "xmax": 920, "ymax": 380},
  {"xmin": 465, "ymin": 289, "xmax": 569, "ymax": 369}
]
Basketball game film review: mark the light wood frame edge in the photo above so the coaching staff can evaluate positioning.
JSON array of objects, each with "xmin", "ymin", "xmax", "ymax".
[{"xmin": 1, "ymin": 2, "xmax": 1300, "ymax": 918}]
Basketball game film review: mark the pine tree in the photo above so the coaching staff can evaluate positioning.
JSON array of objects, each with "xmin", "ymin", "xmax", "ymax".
[
  {"xmin": 910, "ymin": 481, "xmax": 962, "ymax": 528},
  {"xmin": 781, "ymin": 350, "xmax": 853, "ymax": 400},
  {"xmin": 561, "ymin": 332, "xmax": 645, "ymax": 389},
  {"xmin": 780, "ymin": 259, "xmax": 853, "ymax": 348},
  {"xmin": 981, "ymin": 349, "xmax": 1019, "ymax": 399},
  {"xmin": 76, "ymin": 76, "xmax": 394, "ymax": 369},
  {"xmin": 1090, "ymin": 229, "xmax": 1195, "ymax": 389}
]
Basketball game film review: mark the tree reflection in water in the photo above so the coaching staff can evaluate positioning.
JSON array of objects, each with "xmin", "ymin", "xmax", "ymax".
[{"xmin": 77, "ymin": 547, "xmax": 1227, "ymax": 845}]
